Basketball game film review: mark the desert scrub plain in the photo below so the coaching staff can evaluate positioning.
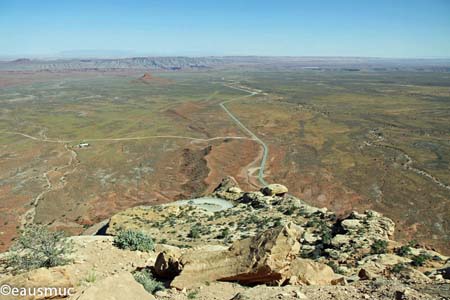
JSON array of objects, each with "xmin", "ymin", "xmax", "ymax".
[
  {"xmin": 0, "ymin": 69, "xmax": 449, "ymax": 255},
  {"xmin": 223, "ymin": 70, "xmax": 450, "ymax": 253}
]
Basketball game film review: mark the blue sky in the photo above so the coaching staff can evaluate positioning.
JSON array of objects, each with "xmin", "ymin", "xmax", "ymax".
[{"xmin": 1, "ymin": 0, "xmax": 449, "ymax": 58}]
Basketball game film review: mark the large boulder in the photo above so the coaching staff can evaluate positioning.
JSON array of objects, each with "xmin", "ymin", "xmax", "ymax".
[
  {"xmin": 153, "ymin": 223, "xmax": 339, "ymax": 289},
  {"xmin": 261, "ymin": 184, "xmax": 288, "ymax": 196},
  {"xmin": 217, "ymin": 222, "xmax": 303, "ymax": 285},
  {"xmin": 213, "ymin": 176, "xmax": 240, "ymax": 193},
  {"xmin": 211, "ymin": 176, "xmax": 243, "ymax": 201},
  {"xmin": 75, "ymin": 272, "xmax": 155, "ymax": 300},
  {"xmin": 287, "ymin": 259, "xmax": 338, "ymax": 285},
  {"xmin": 153, "ymin": 248, "xmax": 183, "ymax": 279}
]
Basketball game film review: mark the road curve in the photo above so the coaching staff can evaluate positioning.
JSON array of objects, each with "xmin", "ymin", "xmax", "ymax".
[{"xmin": 220, "ymin": 84, "xmax": 269, "ymax": 186}]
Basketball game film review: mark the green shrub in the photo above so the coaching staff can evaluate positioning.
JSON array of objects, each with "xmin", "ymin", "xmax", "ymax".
[
  {"xmin": 319, "ymin": 223, "xmax": 332, "ymax": 246},
  {"xmin": 218, "ymin": 227, "xmax": 230, "ymax": 239},
  {"xmin": 284, "ymin": 206, "xmax": 296, "ymax": 215},
  {"xmin": 133, "ymin": 269, "xmax": 164, "ymax": 294},
  {"xmin": 84, "ymin": 269, "xmax": 97, "ymax": 283},
  {"xmin": 187, "ymin": 290, "xmax": 199, "ymax": 299},
  {"xmin": 396, "ymin": 245, "xmax": 411, "ymax": 257},
  {"xmin": 411, "ymin": 254, "xmax": 429, "ymax": 267},
  {"xmin": 408, "ymin": 240, "xmax": 417, "ymax": 247},
  {"xmin": 272, "ymin": 218, "xmax": 282, "ymax": 227},
  {"xmin": 6, "ymin": 225, "xmax": 73, "ymax": 273},
  {"xmin": 391, "ymin": 263, "xmax": 406, "ymax": 273},
  {"xmin": 113, "ymin": 229, "xmax": 154, "ymax": 252},
  {"xmin": 370, "ymin": 240, "xmax": 388, "ymax": 254},
  {"xmin": 188, "ymin": 226, "xmax": 200, "ymax": 239}
]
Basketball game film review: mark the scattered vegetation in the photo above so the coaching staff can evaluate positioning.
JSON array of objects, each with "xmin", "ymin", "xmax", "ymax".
[
  {"xmin": 396, "ymin": 245, "xmax": 411, "ymax": 257},
  {"xmin": 391, "ymin": 263, "xmax": 406, "ymax": 274},
  {"xmin": 113, "ymin": 229, "xmax": 154, "ymax": 252},
  {"xmin": 411, "ymin": 254, "xmax": 430, "ymax": 267},
  {"xmin": 370, "ymin": 240, "xmax": 388, "ymax": 254},
  {"xmin": 6, "ymin": 225, "xmax": 73, "ymax": 273},
  {"xmin": 84, "ymin": 269, "xmax": 97, "ymax": 284},
  {"xmin": 188, "ymin": 226, "xmax": 201, "ymax": 239},
  {"xmin": 218, "ymin": 227, "xmax": 231, "ymax": 239},
  {"xmin": 187, "ymin": 290, "xmax": 199, "ymax": 299},
  {"xmin": 319, "ymin": 222, "xmax": 332, "ymax": 246},
  {"xmin": 133, "ymin": 269, "xmax": 165, "ymax": 294}
]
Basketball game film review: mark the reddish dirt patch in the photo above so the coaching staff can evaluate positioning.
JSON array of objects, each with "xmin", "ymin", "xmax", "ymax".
[
  {"xmin": 0, "ymin": 185, "xmax": 29, "ymax": 252},
  {"xmin": 265, "ymin": 145, "xmax": 369, "ymax": 216},
  {"xmin": 204, "ymin": 139, "xmax": 261, "ymax": 193}
]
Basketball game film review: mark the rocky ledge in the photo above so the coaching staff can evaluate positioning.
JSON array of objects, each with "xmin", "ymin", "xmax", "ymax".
[{"xmin": 0, "ymin": 177, "xmax": 449, "ymax": 300}]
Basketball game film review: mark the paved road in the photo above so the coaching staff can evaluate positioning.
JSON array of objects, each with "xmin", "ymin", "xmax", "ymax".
[{"xmin": 220, "ymin": 85, "xmax": 269, "ymax": 186}]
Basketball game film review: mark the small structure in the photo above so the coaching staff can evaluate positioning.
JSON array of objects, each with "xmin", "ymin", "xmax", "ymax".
[{"xmin": 77, "ymin": 142, "xmax": 90, "ymax": 149}]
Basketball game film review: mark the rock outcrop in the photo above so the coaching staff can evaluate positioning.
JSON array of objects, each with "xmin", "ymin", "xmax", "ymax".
[
  {"xmin": 1, "ymin": 178, "xmax": 449, "ymax": 300},
  {"xmin": 75, "ymin": 272, "xmax": 156, "ymax": 300},
  {"xmin": 261, "ymin": 183, "xmax": 289, "ymax": 196},
  {"xmin": 211, "ymin": 176, "xmax": 243, "ymax": 201},
  {"xmin": 153, "ymin": 223, "xmax": 340, "ymax": 289}
]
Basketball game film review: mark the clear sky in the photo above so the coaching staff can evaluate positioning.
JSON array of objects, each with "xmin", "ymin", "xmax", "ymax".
[{"xmin": 1, "ymin": 0, "xmax": 450, "ymax": 58}]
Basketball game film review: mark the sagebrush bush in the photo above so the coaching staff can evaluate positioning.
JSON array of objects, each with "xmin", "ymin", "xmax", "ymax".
[
  {"xmin": 113, "ymin": 229, "xmax": 154, "ymax": 252},
  {"xmin": 133, "ymin": 269, "xmax": 164, "ymax": 294},
  {"xmin": 391, "ymin": 263, "xmax": 406, "ymax": 273},
  {"xmin": 370, "ymin": 239, "xmax": 388, "ymax": 254},
  {"xmin": 217, "ymin": 227, "xmax": 230, "ymax": 239},
  {"xmin": 6, "ymin": 225, "xmax": 73, "ymax": 273},
  {"xmin": 396, "ymin": 245, "xmax": 411, "ymax": 257},
  {"xmin": 411, "ymin": 254, "xmax": 429, "ymax": 266},
  {"xmin": 188, "ymin": 226, "xmax": 200, "ymax": 239}
]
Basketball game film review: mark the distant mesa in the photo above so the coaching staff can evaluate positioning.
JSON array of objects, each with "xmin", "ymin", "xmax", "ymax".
[{"xmin": 12, "ymin": 58, "xmax": 32, "ymax": 63}]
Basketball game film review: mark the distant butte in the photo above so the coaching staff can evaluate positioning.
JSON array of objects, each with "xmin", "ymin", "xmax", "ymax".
[
  {"xmin": 134, "ymin": 72, "xmax": 172, "ymax": 85},
  {"xmin": 140, "ymin": 72, "xmax": 153, "ymax": 81}
]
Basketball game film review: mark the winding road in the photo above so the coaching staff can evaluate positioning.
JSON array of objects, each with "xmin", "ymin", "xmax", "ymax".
[{"xmin": 220, "ymin": 84, "xmax": 269, "ymax": 186}]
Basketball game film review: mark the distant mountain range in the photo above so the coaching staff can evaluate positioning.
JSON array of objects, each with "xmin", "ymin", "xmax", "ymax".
[{"xmin": 1, "ymin": 56, "xmax": 450, "ymax": 71}]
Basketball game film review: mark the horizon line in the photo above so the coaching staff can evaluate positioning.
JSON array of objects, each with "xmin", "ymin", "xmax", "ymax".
[{"xmin": 2, "ymin": 54, "xmax": 450, "ymax": 61}]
